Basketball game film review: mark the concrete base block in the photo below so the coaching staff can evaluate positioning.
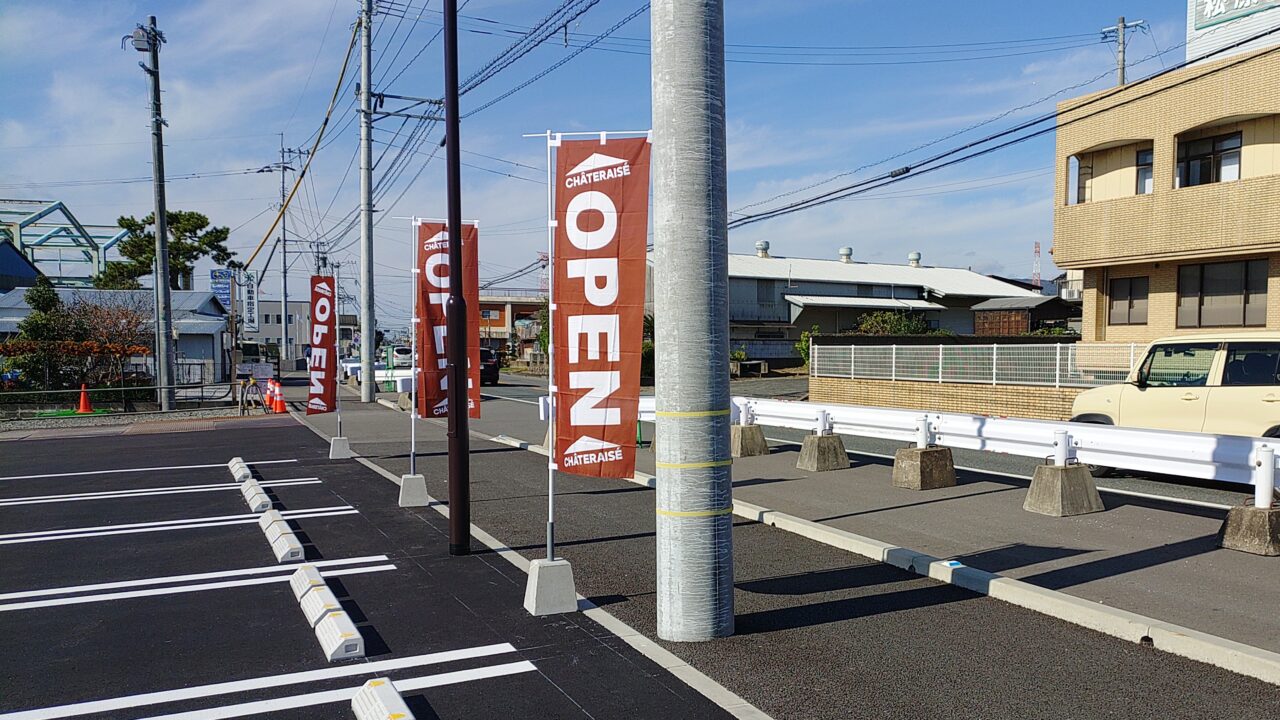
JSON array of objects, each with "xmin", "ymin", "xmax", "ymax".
[
  {"xmin": 796, "ymin": 434, "xmax": 849, "ymax": 472},
  {"xmin": 398, "ymin": 474, "xmax": 429, "ymax": 507},
  {"xmin": 731, "ymin": 424, "xmax": 769, "ymax": 458},
  {"xmin": 396, "ymin": 393, "xmax": 412, "ymax": 412},
  {"xmin": 328, "ymin": 437, "xmax": 353, "ymax": 460},
  {"xmin": 346, "ymin": 375, "xmax": 359, "ymax": 389},
  {"xmin": 892, "ymin": 447, "xmax": 956, "ymax": 490},
  {"xmin": 1220, "ymin": 504, "xmax": 1280, "ymax": 556},
  {"xmin": 523, "ymin": 558, "xmax": 578, "ymax": 616},
  {"xmin": 1024, "ymin": 464, "xmax": 1104, "ymax": 517}
]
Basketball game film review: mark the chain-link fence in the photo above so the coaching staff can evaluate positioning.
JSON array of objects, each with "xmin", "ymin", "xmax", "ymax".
[{"xmin": 812, "ymin": 342, "xmax": 1140, "ymax": 388}]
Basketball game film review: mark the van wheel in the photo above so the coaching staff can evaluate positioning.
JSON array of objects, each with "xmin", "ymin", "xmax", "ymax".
[{"xmin": 1070, "ymin": 415, "xmax": 1115, "ymax": 477}]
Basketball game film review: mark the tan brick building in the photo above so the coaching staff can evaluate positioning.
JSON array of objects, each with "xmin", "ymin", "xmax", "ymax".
[{"xmin": 1052, "ymin": 45, "xmax": 1280, "ymax": 344}]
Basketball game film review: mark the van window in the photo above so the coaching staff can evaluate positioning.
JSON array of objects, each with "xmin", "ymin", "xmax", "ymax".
[
  {"xmin": 1138, "ymin": 343, "xmax": 1217, "ymax": 387},
  {"xmin": 1222, "ymin": 343, "xmax": 1280, "ymax": 387}
]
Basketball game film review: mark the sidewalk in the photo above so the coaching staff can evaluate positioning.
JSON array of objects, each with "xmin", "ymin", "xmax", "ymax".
[{"xmin": 292, "ymin": 382, "xmax": 1280, "ymax": 719}]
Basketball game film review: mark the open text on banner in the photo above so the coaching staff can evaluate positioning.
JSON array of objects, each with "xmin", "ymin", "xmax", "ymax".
[
  {"xmin": 415, "ymin": 220, "xmax": 481, "ymax": 419},
  {"xmin": 552, "ymin": 136, "xmax": 650, "ymax": 479},
  {"xmin": 307, "ymin": 275, "xmax": 338, "ymax": 415}
]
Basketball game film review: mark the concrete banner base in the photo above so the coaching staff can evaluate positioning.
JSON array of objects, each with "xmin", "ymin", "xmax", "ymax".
[
  {"xmin": 1023, "ymin": 464, "xmax": 1104, "ymax": 517},
  {"xmin": 328, "ymin": 436, "xmax": 353, "ymax": 460},
  {"xmin": 731, "ymin": 424, "xmax": 769, "ymax": 458},
  {"xmin": 396, "ymin": 393, "xmax": 412, "ymax": 412},
  {"xmin": 524, "ymin": 558, "xmax": 578, "ymax": 616},
  {"xmin": 1220, "ymin": 504, "xmax": 1280, "ymax": 556},
  {"xmin": 892, "ymin": 447, "xmax": 956, "ymax": 490},
  {"xmin": 797, "ymin": 434, "xmax": 849, "ymax": 472},
  {"xmin": 398, "ymin": 474, "xmax": 429, "ymax": 507}
]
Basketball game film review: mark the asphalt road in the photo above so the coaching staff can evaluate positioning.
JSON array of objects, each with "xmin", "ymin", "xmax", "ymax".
[
  {"xmin": 296, "ymin": 385, "xmax": 1280, "ymax": 719},
  {"xmin": 0, "ymin": 419, "xmax": 733, "ymax": 719}
]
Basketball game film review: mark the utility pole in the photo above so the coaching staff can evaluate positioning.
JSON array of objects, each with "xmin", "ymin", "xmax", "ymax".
[
  {"xmin": 651, "ymin": 0, "xmax": 734, "ymax": 640},
  {"xmin": 442, "ymin": 0, "xmax": 471, "ymax": 556},
  {"xmin": 129, "ymin": 16, "xmax": 176, "ymax": 410},
  {"xmin": 1102, "ymin": 17, "xmax": 1146, "ymax": 86},
  {"xmin": 279, "ymin": 138, "xmax": 290, "ymax": 366},
  {"xmin": 359, "ymin": 0, "xmax": 377, "ymax": 402}
]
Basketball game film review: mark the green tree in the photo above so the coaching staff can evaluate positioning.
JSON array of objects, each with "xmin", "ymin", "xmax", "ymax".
[
  {"xmin": 795, "ymin": 324, "xmax": 820, "ymax": 366},
  {"xmin": 854, "ymin": 310, "xmax": 932, "ymax": 336},
  {"xmin": 95, "ymin": 211, "xmax": 239, "ymax": 290},
  {"xmin": 536, "ymin": 299, "xmax": 549, "ymax": 354}
]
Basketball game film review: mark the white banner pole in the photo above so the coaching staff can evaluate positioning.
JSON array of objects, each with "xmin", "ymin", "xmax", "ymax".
[
  {"xmin": 545, "ymin": 130, "xmax": 558, "ymax": 562},
  {"xmin": 409, "ymin": 219, "xmax": 420, "ymax": 477}
]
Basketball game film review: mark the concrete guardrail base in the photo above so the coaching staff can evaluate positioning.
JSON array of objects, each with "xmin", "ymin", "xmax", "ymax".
[
  {"xmin": 892, "ymin": 447, "xmax": 956, "ymax": 490},
  {"xmin": 329, "ymin": 436, "xmax": 353, "ymax": 460},
  {"xmin": 1023, "ymin": 464, "xmax": 1104, "ymax": 516},
  {"xmin": 797, "ymin": 434, "xmax": 850, "ymax": 472},
  {"xmin": 1219, "ymin": 505, "xmax": 1280, "ymax": 556},
  {"xmin": 524, "ymin": 558, "xmax": 578, "ymax": 616},
  {"xmin": 731, "ymin": 424, "xmax": 768, "ymax": 457}
]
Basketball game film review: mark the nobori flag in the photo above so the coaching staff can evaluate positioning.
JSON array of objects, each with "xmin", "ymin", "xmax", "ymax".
[
  {"xmin": 306, "ymin": 275, "xmax": 338, "ymax": 415},
  {"xmin": 552, "ymin": 136, "xmax": 650, "ymax": 479},
  {"xmin": 415, "ymin": 221, "xmax": 482, "ymax": 419}
]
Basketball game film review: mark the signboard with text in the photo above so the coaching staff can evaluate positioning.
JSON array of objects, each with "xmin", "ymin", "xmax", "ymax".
[
  {"xmin": 551, "ymin": 136, "xmax": 650, "ymax": 479},
  {"xmin": 414, "ymin": 221, "xmax": 481, "ymax": 419},
  {"xmin": 241, "ymin": 270, "xmax": 260, "ymax": 332},
  {"xmin": 305, "ymin": 275, "xmax": 338, "ymax": 415},
  {"xmin": 210, "ymin": 269, "xmax": 233, "ymax": 308},
  {"xmin": 1195, "ymin": 0, "xmax": 1280, "ymax": 28}
]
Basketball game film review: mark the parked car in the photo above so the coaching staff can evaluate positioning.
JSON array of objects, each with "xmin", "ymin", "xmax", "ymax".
[
  {"xmin": 390, "ymin": 346, "xmax": 413, "ymax": 368},
  {"xmin": 480, "ymin": 348, "xmax": 500, "ymax": 386},
  {"xmin": 1071, "ymin": 332, "xmax": 1280, "ymax": 440}
]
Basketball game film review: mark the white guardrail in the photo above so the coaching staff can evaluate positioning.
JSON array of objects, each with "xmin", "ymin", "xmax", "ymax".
[{"xmin": 630, "ymin": 396, "xmax": 1275, "ymax": 505}]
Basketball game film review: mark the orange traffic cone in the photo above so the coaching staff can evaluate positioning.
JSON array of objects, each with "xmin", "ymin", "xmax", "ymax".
[
  {"xmin": 273, "ymin": 381, "xmax": 287, "ymax": 414},
  {"xmin": 267, "ymin": 380, "xmax": 277, "ymax": 412},
  {"xmin": 75, "ymin": 384, "xmax": 93, "ymax": 414}
]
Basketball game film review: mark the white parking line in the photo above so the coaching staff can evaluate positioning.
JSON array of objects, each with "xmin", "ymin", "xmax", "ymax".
[
  {"xmin": 0, "ymin": 459, "xmax": 298, "ymax": 482},
  {"xmin": 0, "ymin": 479, "xmax": 321, "ymax": 507},
  {"xmin": 0, "ymin": 564, "xmax": 397, "ymax": 612},
  {"xmin": 0, "ymin": 506, "xmax": 357, "ymax": 546},
  {"xmin": 138, "ymin": 661, "xmax": 539, "ymax": 720},
  {"xmin": 0, "ymin": 643, "xmax": 519, "ymax": 720},
  {"xmin": 0, "ymin": 555, "xmax": 390, "ymax": 602}
]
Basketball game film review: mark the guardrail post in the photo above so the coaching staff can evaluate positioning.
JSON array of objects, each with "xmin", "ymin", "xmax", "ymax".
[
  {"xmin": 797, "ymin": 408, "xmax": 849, "ymax": 472},
  {"xmin": 893, "ymin": 414, "xmax": 955, "ymax": 490},
  {"xmin": 1256, "ymin": 446, "xmax": 1275, "ymax": 510},
  {"xmin": 816, "ymin": 409, "xmax": 831, "ymax": 436},
  {"xmin": 1053, "ymin": 430, "xmax": 1070, "ymax": 467},
  {"xmin": 730, "ymin": 398, "xmax": 767, "ymax": 457},
  {"xmin": 916, "ymin": 415, "xmax": 930, "ymax": 449},
  {"xmin": 1220, "ymin": 445, "xmax": 1280, "ymax": 555}
]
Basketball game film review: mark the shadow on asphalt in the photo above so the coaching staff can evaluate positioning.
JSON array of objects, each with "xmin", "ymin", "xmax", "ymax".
[
  {"xmin": 734, "ymin": 583, "xmax": 969, "ymax": 634},
  {"xmin": 736, "ymin": 564, "xmax": 908, "ymax": 595},
  {"xmin": 954, "ymin": 543, "xmax": 1095, "ymax": 575},
  {"xmin": 1023, "ymin": 534, "xmax": 1220, "ymax": 590}
]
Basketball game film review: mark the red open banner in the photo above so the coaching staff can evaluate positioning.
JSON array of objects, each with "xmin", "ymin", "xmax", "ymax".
[
  {"xmin": 552, "ymin": 136, "xmax": 650, "ymax": 478},
  {"xmin": 306, "ymin": 275, "xmax": 338, "ymax": 415},
  {"xmin": 415, "ymin": 221, "xmax": 481, "ymax": 419}
]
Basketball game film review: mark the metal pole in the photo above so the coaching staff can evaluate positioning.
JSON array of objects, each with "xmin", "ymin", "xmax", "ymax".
[
  {"xmin": 359, "ymin": 0, "xmax": 377, "ymax": 402},
  {"xmin": 1256, "ymin": 446, "xmax": 1275, "ymax": 509},
  {"xmin": 144, "ymin": 15, "xmax": 175, "ymax": 411},
  {"xmin": 544, "ymin": 131, "xmax": 556, "ymax": 561},
  {"xmin": 409, "ymin": 223, "xmax": 418, "ymax": 477},
  {"xmin": 442, "ymin": 0, "xmax": 471, "ymax": 556},
  {"xmin": 652, "ymin": 0, "xmax": 734, "ymax": 642},
  {"xmin": 279, "ymin": 140, "xmax": 290, "ymax": 365},
  {"xmin": 1117, "ymin": 16, "xmax": 1126, "ymax": 86},
  {"xmin": 334, "ymin": 263, "xmax": 343, "ymax": 438}
]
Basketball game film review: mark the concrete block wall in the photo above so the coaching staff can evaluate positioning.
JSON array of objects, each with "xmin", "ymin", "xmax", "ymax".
[{"xmin": 809, "ymin": 376, "xmax": 1084, "ymax": 422}]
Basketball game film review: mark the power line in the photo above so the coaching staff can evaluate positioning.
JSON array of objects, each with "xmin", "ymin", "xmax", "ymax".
[{"xmin": 728, "ymin": 24, "xmax": 1280, "ymax": 230}]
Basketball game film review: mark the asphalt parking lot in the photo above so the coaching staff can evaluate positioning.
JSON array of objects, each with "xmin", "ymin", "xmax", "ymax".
[{"xmin": 0, "ymin": 418, "xmax": 734, "ymax": 719}]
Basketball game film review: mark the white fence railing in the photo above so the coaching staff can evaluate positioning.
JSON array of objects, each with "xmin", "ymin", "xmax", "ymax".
[{"xmin": 810, "ymin": 342, "xmax": 1141, "ymax": 388}]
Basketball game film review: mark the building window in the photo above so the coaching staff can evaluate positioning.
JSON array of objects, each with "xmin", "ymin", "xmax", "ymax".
[
  {"xmin": 1136, "ymin": 149, "xmax": 1153, "ymax": 195},
  {"xmin": 262, "ymin": 313, "xmax": 270, "ymax": 325},
  {"xmin": 1108, "ymin": 276, "xmax": 1148, "ymax": 325},
  {"xmin": 1176, "ymin": 132, "xmax": 1241, "ymax": 188},
  {"xmin": 756, "ymin": 279, "xmax": 776, "ymax": 304},
  {"xmin": 1178, "ymin": 259, "xmax": 1267, "ymax": 327},
  {"xmin": 287, "ymin": 314, "xmax": 295, "ymax": 324},
  {"xmin": 1067, "ymin": 156, "xmax": 1093, "ymax": 205}
]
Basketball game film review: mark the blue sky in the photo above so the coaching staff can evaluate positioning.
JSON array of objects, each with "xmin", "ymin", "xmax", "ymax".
[{"xmin": 0, "ymin": 0, "xmax": 1192, "ymax": 328}]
